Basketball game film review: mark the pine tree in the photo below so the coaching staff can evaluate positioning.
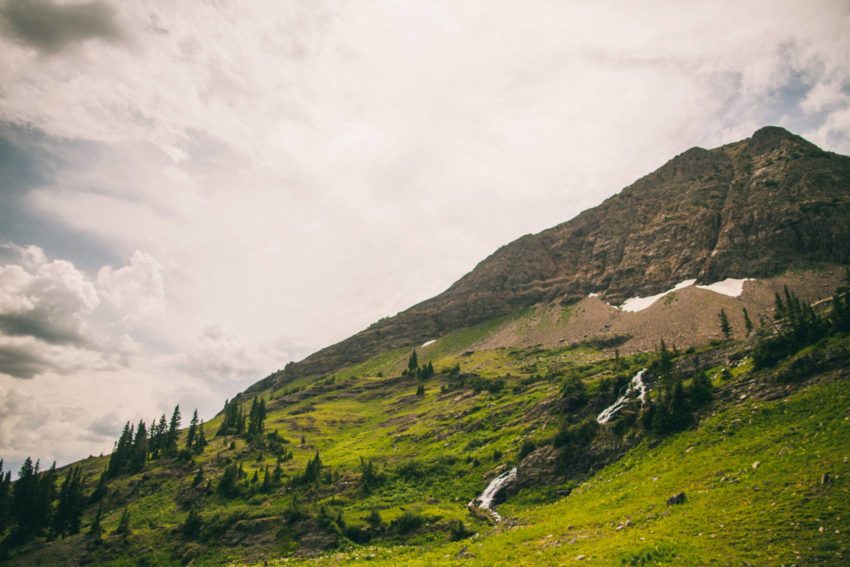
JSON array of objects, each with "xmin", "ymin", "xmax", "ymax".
[
  {"xmin": 416, "ymin": 383, "xmax": 425, "ymax": 396},
  {"xmin": 165, "ymin": 405, "xmax": 182, "ymax": 457},
  {"xmin": 12, "ymin": 457, "xmax": 41, "ymax": 539},
  {"xmin": 192, "ymin": 466, "xmax": 204, "ymax": 488},
  {"xmin": 301, "ymin": 451, "xmax": 322, "ymax": 486},
  {"xmin": 89, "ymin": 471, "xmax": 108, "ymax": 504},
  {"xmin": 51, "ymin": 466, "xmax": 85, "ymax": 538},
  {"xmin": 217, "ymin": 464, "xmax": 239, "ymax": 497},
  {"xmin": 182, "ymin": 507, "xmax": 203, "ymax": 539},
  {"xmin": 774, "ymin": 292, "xmax": 786, "ymax": 320},
  {"xmin": 718, "ymin": 308, "xmax": 732, "ymax": 339},
  {"xmin": 743, "ymin": 308, "xmax": 754, "ymax": 337},
  {"xmin": 88, "ymin": 505, "xmax": 103, "ymax": 542},
  {"xmin": 186, "ymin": 409, "xmax": 199, "ymax": 450},
  {"xmin": 407, "ymin": 350, "xmax": 419, "ymax": 374},
  {"xmin": 131, "ymin": 420, "xmax": 148, "ymax": 473},
  {"xmin": 247, "ymin": 398, "xmax": 267, "ymax": 439},
  {"xmin": 114, "ymin": 507, "xmax": 131, "ymax": 537},
  {"xmin": 107, "ymin": 422, "xmax": 134, "ymax": 478},
  {"xmin": 261, "ymin": 465, "xmax": 272, "ymax": 493},
  {"xmin": 0, "ymin": 460, "xmax": 10, "ymax": 534},
  {"xmin": 193, "ymin": 420, "xmax": 208, "ymax": 454}
]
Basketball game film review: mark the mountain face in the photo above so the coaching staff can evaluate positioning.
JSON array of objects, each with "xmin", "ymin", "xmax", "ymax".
[{"xmin": 259, "ymin": 126, "xmax": 850, "ymax": 386}]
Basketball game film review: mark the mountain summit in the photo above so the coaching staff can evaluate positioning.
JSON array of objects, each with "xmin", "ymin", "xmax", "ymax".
[{"xmin": 262, "ymin": 127, "xmax": 850, "ymax": 385}]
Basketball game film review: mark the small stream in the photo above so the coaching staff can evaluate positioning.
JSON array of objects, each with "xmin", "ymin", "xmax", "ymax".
[
  {"xmin": 596, "ymin": 368, "xmax": 648, "ymax": 424},
  {"xmin": 468, "ymin": 467, "xmax": 517, "ymax": 522}
]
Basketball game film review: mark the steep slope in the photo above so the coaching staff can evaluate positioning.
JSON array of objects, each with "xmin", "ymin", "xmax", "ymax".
[{"xmin": 267, "ymin": 127, "xmax": 850, "ymax": 385}]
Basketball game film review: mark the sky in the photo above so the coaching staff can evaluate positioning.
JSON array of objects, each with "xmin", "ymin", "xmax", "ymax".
[{"xmin": 1, "ymin": 0, "xmax": 850, "ymax": 475}]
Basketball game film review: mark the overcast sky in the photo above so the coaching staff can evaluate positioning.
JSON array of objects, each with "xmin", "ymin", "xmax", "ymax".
[{"xmin": 1, "ymin": 0, "xmax": 850, "ymax": 474}]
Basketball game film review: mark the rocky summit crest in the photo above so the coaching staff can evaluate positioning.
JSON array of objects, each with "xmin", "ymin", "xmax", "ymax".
[{"xmin": 257, "ymin": 127, "xmax": 850, "ymax": 388}]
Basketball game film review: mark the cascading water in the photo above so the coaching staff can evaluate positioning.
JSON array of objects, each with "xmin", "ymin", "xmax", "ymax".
[
  {"xmin": 596, "ymin": 368, "xmax": 648, "ymax": 424},
  {"xmin": 468, "ymin": 467, "xmax": 517, "ymax": 522}
]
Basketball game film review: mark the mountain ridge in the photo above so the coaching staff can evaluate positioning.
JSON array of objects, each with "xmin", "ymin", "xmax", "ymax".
[{"xmin": 253, "ymin": 126, "xmax": 850, "ymax": 390}]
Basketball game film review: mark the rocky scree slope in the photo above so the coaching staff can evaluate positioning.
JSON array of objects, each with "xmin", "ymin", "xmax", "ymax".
[{"xmin": 257, "ymin": 126, "xmax": 850, "ymax": 389}]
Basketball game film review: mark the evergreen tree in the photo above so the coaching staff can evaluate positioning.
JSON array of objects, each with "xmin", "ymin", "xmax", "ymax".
[
  {"xmin": 261, "ymin": 465, "xmax": 272, "ymax": 493},
  {"xmin": 416, "ymin": 383, "xmax": 425, "ymax": 396},
  {"xmin": 273, "ymin": 457, "xmax": 283, "ymax": 483},
  {"xmin": 107, "ymin": 422, "xmax": 134, "ymax": 478},
  {"xmin": 407, "ymin": 350, "xmax": 419, "ymax": 374},
  {"xmin": 217, "ymin": 464, "xmax": 239, "ymax": 498},
  {"xmin": 192, "ymin": 466, "xmax": 204, "ymax": 488},
  {"xmin": 130, "ymin": 420, "xmax": 148, "ymax": 473},
  {"xmin": 51, "ymin": 466, "xmax": 85, "ymax": 538},
  {"xmin": 88, "ymin": 505, "xmax": 103, "ymax": 542},
  {"xmin": 89, "ymin": 471, "xmax": 108, "ymax": 504},
  {"xmin": 301, "ymin": 451, "xmax": 322, "ymax": 486},
  {"xmin": 114, "ymin": 507, "xmax": 131, "ymax": 537},
  {"xmin": 11, "ymin": 457, "xmax": 41, "ymax": 539},
  {"xmin": 743, "ymin": 308, "xmax": 754, "ymax": 337},
  {"xmin": 0, "ymin": 460, "xmax": 10, "ymax": 534},
  {"xmin": 774, "ymin": 292, "xmax": 786, "ymax": 320},
  {"xmin": 185, "ymin": 409, "xmax": 199, "ymax": 450},
  {"xmin": 182, "ymin": 508, "xmax": 203, "ymax": 539},
  {"xmin": 718, "ymin": 308, "xmax": 732, "ymax": 339},
  {"xmin": 193, "ymin": 420, "xmax": 208, "ymax": 454},
  {"xmin": 165, "ymin": 405, "xmax": 182, "ymax": 457},
  {"xmin": 247, "ymin": 398, "xmax": 267, "ymax": 438}
]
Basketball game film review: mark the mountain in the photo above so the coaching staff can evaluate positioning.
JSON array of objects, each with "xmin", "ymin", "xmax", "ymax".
[
  {"xmin": 260, "ymin": 126, "xmax": 850, "ymax": 386},
  {"xmin": 3, "ymin": 127, "xmax": 850, "ymax": 566}
]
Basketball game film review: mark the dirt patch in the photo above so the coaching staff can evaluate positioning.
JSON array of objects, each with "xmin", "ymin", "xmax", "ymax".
[{"xmin": 473, "ymin": 267, "xmax": 846, "ymax": 354}]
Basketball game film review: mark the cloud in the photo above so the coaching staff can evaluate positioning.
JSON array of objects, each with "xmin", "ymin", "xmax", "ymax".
[
  {"xmin": 1, "ymin": 1, "xmax": 850, "ymax": 471},
  {"xmin": 97, "ymin": 250, "xmax": 164, "ymax": 322},
  {"xmin": 0, "ymin": 0, "xmax": 124, "ymax": 54},
  {"xmin": 0, "ymin": 341, "xmax": 50, "ymax": 378},
  {"xmin": 0, "ymin": 247, "xmax": 98, "ymax": 351}
]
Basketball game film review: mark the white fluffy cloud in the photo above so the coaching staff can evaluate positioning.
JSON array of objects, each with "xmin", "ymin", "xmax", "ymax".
[
  {"xmin": 0, "ymin": 246, "xmax": 285, "ymax": 472},
  {"xmin": 1, "ymin": 1, "xmax": 850, "ymax": 472}
]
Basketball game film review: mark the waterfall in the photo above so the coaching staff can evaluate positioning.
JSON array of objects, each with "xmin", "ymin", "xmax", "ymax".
[
  {"xmin": 468, "ymin": 467, "xmax": 517, "ymax": 522},
  {"xmin": 596, "ymin": 369, "xmax": 648, "ymax": 424}
]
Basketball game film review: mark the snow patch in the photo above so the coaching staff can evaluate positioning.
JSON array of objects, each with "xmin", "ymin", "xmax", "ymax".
[
  {"xmin": 588, "ymin": 292, "xmax": 599, "ymax": 298},
  {"xmin": 619, "ymin": 280, "xmax": 696, "ymax": 312},
  {"xmin": 421, "ymin": 339, "xmax": 436, "ymax": 348},
  {"xmin": 696, "ymin": 278, "xmax": 752, "ymax": 297},
  {"xmin": 469, "ymin": 467, "xmax": 517, "ymax": 522},
  {"xmin": 597, "ymin": 369, "xmax": 648, "ymax": 424}
]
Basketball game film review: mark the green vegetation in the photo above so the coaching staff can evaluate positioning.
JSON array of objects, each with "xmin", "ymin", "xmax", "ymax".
[{"xmin": 1, "ymin": 283, "xmax": 849, "ymax": 565}]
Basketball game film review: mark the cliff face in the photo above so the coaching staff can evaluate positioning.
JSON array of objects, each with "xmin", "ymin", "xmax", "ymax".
[{"xmin": 258, "ymin": 126, "xmax": 850, "ymax": 387}]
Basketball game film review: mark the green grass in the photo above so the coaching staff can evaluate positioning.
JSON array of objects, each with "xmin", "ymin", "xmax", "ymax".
[{"xmin": 5, "ymin": 326, "xmax": 849, "ymax": 566}]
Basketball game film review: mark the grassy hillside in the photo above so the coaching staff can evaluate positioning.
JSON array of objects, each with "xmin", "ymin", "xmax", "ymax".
[{"xmin": 3, "ymin": 288, "xmax": 850, "ymax": 565}]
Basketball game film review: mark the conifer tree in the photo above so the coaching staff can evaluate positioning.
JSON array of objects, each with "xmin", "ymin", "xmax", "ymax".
[
  {"xmin": 165, "ymin": 405, "xmax": 182, "ymax": 457},
  {"xmin": 51, "ymin": 466, "xmax": 85, "ymax": 538},
  {"xmin": 131, "ymin": 420, "xmax": 148, "ymax": 473},
  {"xmin": 261, "ymin": 465, "xmax": 272, "ymax": 493},
  {"xmin": 193, "ymin": 420, "xmax": 208, "ymax": 454},
  {"xmin": 718, "ymin": 308, "xmax": 732, "ymax": 339},
  {"xmin": 0, "ymin": 460, "xmax": 10, "ymax": 534},
  {"xmin": 12, "ymin": 457, "xmax": 38, "ymax": 537},
  {"xmin": 107, "ymin": 422, "xmax": 134, "ymax": 478},
  {"xmin": 89, "ymin": 471, "xmax": 108, "ymax": 504},
  {"xmin": 743, "ymin": 308, "xmax": 754, "ymax": 337},
  {"xmin": 192, "ymin": 466, "xmax": 204, "ymax": 488},
  {"xmin": 407, "ymin": 350, "xmax": 419, "ymax": 374},
  {"xmin": 186, "ymin": 409, "xmax": 199, "ymax": 450},
  {"xmin": 114, "ymin": 507, "xmax": 131, "ymax": 537},
  {"xmin": 182, "ymin": 507, "xmax": 203, "ymax": 539},
  {"xmin": 88, "ymin": 505, "xmax": 103, "ymax": 542}
]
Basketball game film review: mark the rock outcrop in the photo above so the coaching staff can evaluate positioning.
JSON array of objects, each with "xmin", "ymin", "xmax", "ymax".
[{"xmin": 253, "ymin": 126, "xmax": 850, "ymax": 389}]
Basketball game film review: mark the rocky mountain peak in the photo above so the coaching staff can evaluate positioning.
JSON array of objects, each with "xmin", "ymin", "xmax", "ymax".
[{"xmin": 254, "ymin": 127, "xmax": 850, "ymax": 389}]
